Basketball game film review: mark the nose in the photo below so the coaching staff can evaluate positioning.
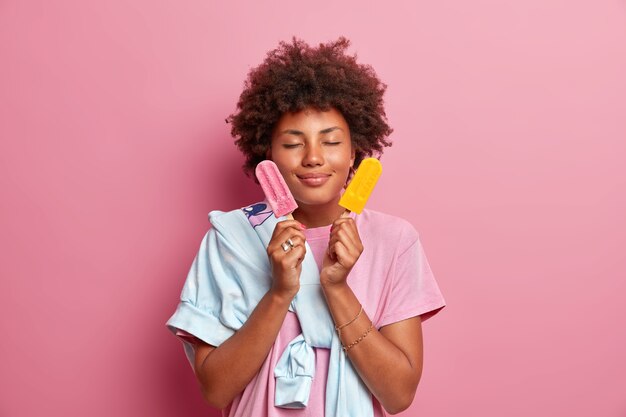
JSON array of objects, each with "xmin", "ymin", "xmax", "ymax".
[{"xmin": 302, "ymin": 143, "xmax": 324, "ymax": 167}]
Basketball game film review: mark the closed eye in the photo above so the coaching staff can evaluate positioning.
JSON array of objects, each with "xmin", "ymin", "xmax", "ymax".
[{"xmin": 283, "ymin": 144, "xmax": 302, "ymax": 149}]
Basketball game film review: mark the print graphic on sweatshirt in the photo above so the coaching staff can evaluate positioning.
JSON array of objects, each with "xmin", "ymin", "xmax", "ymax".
[{"xmin": 242, "ymin": 202, "xmax": 273, "ymax": 228}]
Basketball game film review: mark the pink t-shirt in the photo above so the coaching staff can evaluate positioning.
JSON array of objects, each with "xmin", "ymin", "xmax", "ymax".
[{"xmin": 175, "ymin": 209, "xmax": 446, "ymax": 417}]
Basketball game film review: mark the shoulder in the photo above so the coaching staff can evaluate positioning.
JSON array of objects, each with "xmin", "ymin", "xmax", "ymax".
[
  {"xmin": 357, "ymin": 208, "xmax": 419, "ymax": 238},
  {"xmin": 208, "ymin": 202, "xmax": 264, "ymax": 230},
  {"xmin": 208, "ymin": 207, "xmax": 242, "ymax": 225},
  {"xmin": 203, "ymin": 204, "xmax": 260, "ymax": 248},
  {"xmin": 357, "ymin": 209, "xmax": 420, "ymax": 253}
]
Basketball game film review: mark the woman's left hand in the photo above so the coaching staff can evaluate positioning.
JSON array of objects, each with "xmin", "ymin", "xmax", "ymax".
[{"xmin": 320, "ymin": 216, "xmax": 363, "ymax": 287}]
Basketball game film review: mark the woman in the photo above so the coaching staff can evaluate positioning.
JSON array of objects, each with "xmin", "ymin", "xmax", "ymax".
[{"xmin": 166, "ymin": 37, "xmax": 446, "ymax": 416}]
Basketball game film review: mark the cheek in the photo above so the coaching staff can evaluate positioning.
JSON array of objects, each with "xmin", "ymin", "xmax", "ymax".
[
  {"xmin": 271, "ymin": 150, "xmax": 296, "ymax": 170},
  {"xmin": 327, "ymin": 150, "xmax": 353, "ymax": 170}
]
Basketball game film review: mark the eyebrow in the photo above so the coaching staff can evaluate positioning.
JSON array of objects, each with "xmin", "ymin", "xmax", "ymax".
[{"xmin": 279, "ymin": 126, "xmax": 343, "ymax": 136}]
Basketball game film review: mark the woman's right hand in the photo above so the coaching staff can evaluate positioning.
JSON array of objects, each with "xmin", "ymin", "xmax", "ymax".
[{"xmin": 266, "ymin": 220, "xmax": 306, "ymax": 301}]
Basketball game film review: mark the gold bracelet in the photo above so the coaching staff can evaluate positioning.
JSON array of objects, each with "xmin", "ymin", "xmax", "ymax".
[
  {"xmin": 335, "ymin": 304, "xmax": 363, "ymax": 334},
  {"xmin": 342, "ymin": 321, "xmax": 374, "ymax": 352}
]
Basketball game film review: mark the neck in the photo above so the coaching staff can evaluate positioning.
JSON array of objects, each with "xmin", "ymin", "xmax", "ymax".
[{"xmin": 292, "ymin": 198, "xmax": 346, "ymax": 228}]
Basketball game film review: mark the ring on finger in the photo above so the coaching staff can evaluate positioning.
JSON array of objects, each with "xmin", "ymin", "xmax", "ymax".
[{"xmin": 281, "ymin": 238, "xmax": 295, "ymax": 252}]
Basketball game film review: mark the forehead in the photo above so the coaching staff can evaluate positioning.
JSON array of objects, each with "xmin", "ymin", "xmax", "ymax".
[{"xmin": 274, "ymin": 107, "xmax": 349, "ymax": 130}]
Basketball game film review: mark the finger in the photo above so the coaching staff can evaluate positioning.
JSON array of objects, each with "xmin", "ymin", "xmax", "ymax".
[
  {"xmin": 329, "ymin": 223, "xmax": 361, "ymax": 255},
  {"xmin": 275, "ymin": 227, "xmax": 305, "ymax": 243},
  {"xmin": 286, "ymin": 235, "xmax": 305, "ymax": 249},
  {"xmin": 270, "ymin": 220, "xmax": 306, "ymax": 247},
  {"xmin": 290, "ymin": 245, "xmax": 306, "ymax": 266},
  {"xmin": 339, "ymin": 226, "xmax": 363, "ymax": 255},
  {"xmin": 268, "ymin": 227, "xmax": 306, "ymax": 254},
  {"xmin": 328, "ymin": 236, "xmax": 353, "ymax": 262},
  {"xmin": 281, "ymin": 244, "xmax": 306, "ymax": 267},
  {"xmin": 275, "ymin": 234, "xmax": 306, "ymax": 256},
  {"xmin": 330, "ymin": 241, "xmax": 353, "ymax": 267},
  {"xmin": 272, "ymin": 232, "xmax": 306, "ymax": 257},
  {"xmin": 330, "ymin": 218, "xmax": 358, "ymax": 239},
  {"xmin": 331, "ymin": 217, "xmax": 358, "ymax": 234},
  {"xmin": 273, "ymin": 220, "xmax": 306, "ymax": 235}
]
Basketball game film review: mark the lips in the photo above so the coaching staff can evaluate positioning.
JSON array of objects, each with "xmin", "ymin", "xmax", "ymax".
[{"xmin": 296, "ymin": 173, "xmax": 331, "ymax": 187}]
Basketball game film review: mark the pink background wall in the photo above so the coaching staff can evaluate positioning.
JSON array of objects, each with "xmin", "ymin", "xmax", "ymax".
[{"xmin": 1, "ymin": 1, "xmax": 625, "ymax": 416}]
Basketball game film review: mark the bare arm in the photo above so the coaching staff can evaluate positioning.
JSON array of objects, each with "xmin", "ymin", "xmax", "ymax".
[
  {"xmin": 192, "ymin": 289, "xmax": 293, "ymax": 409},
  {"xmin": 191, "ymin": 220, "xmax": 307, "ymax": 409},
  {"xmin": 321, "ymin": 217, "xmax": 423, "ymax": 414},
  {"xmin": 322, "ymin": 283, "xmax": 423, "ymax": 415}
]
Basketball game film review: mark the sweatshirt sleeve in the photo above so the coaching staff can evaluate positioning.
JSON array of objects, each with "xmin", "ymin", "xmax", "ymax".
[{"xmin": 164, "ymin": 228, "xmax": 236, "ymax": 366}]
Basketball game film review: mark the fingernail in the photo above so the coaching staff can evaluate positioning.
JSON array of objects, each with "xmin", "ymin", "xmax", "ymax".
[{"xmin": 299, "ymin": 223, "xmax": 307, "ymax": 230}]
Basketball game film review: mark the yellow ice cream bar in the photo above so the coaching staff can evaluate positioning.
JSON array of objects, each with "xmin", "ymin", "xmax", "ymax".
[{"xmin": 339, "ymin": 158, "xmax": 382, "ymax": 214}]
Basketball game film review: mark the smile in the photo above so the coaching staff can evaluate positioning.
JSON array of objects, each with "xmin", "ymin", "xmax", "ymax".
[{"xmin": 297, "ymin": 174, "xmax": 331, "ymax": 187}]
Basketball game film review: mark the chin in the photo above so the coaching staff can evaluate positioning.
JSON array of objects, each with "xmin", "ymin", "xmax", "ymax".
[{"xmin": 293, "ymin": 191, "xmax": 341, "ymax": 207}]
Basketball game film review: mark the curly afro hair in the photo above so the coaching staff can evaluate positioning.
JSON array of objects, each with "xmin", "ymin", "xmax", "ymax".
[{"xmin": 226, "ymin": 36, "xmax": 393, "ymax": 180}]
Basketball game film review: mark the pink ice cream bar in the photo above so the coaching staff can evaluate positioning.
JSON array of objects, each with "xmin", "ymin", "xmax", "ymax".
[{"xmin": 255, "ymin": 160, "xmax": 298, "ymax": 219}]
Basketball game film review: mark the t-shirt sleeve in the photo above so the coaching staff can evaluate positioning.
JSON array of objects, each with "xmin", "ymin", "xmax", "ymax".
[{"xmin": 378, "ymin": 232, "xmax": 446, "ymax": 328}]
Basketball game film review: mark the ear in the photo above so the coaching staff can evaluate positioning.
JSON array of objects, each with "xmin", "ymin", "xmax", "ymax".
[
  {"xmin": 350, "ymin": 147, "xmax": 356, "ymax": 167},
  {"xmin": 265, "ymin": 147, "xmax": 272, "ymax": 160}
]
